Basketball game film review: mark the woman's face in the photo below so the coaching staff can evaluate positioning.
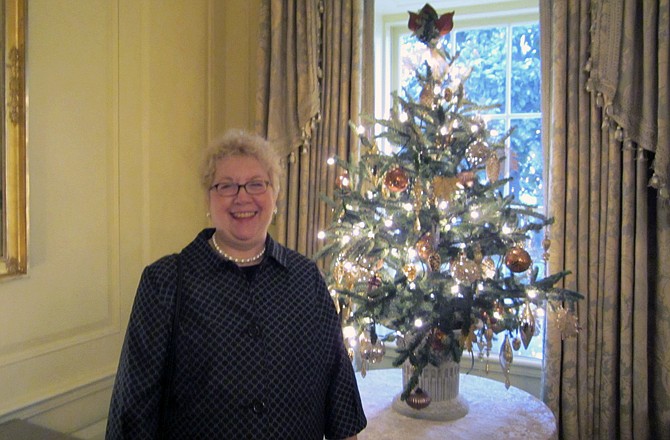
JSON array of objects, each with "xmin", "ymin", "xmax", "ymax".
[{"xmin": 208, "ymin": 155, "xmax": 277, "ymax": 251}]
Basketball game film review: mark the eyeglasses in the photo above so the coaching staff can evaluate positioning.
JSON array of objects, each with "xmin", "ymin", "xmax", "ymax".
[{"xmin": 209, "ymin": 180, "xmax": 271, "ymax": 197}]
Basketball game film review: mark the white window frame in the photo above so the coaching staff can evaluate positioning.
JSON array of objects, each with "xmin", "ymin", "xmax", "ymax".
[{"xmin": 372, "ymin": 0, "xmax": 545, "ymax": 397}]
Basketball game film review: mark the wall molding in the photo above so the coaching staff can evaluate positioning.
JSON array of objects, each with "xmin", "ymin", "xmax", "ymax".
[{"xmin": 0, "ymin": 372, "xmax": 115, "ymax": 436}]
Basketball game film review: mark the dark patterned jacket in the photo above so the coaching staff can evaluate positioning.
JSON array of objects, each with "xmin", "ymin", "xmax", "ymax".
[{"xmin": 106, "ymin": 229, "xmax": 366, "ymax": 439}]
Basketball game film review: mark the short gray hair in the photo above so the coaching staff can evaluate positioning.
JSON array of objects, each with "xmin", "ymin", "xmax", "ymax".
[{"xmin": 200, "ymin": 130, "xmax": 283, "ymax": 196}]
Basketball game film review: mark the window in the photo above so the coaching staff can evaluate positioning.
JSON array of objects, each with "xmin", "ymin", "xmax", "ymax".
[{"xmin": 374, "ymin": 1, "xmax": 545, "ymax": 369}]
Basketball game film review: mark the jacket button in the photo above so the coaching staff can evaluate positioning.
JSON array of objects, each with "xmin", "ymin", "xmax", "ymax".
[
  {"xmin": 248, "ymin": 324, "xmax": 261, "ymax": 338},
  {"xmin": 252, "ymin": 399, "xmax": 265, "ymax": 414}
]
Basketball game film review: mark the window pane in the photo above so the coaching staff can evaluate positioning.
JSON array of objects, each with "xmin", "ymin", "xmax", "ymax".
[
  {"xmin": 455, "ymin": 27, "xmax": 507, "ymax": 113},
  {"xmin": 399, "ymin": 34, "xmax": 426, "ymax": 101},
  {"xmin": 509, "ymin": 117, "xmax": 546, "ymax": 279},
  {"xmin": 509, "ymin": 117, "xmax": 544, "ymax": 208},
  {"xmin": 511, "ymin": 24, "xmax": 541, "ymax": 113}
]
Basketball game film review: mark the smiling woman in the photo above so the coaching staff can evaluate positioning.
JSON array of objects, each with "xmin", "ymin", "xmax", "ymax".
[{"xmin": 0, "ymin": 0, "xmax": 27, "ymax": 278}]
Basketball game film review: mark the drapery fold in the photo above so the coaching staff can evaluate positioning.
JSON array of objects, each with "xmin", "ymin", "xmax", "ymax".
[
  {"xmin": 541, "ymin": 1, "xmax": 670, "ymax": 439},
  {"xmin": 256, "ymin": 0, "xmax": 321, "ymax": 159},
  {"xmin": 588, "ymin": 0, "xmax": 670, "ymax": 200},
  {"xmin": 256, "ymin": 0, "xmax": 374, "ymax": 255}
]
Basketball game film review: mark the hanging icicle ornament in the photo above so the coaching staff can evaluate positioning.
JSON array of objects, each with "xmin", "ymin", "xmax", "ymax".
[
  {"xmin": 519, "ymin": 303, "xmax": 536, "ymax": 349},
  {"xmin": 499, "ymin": 334, "xmax": 514, "ymax": 389}
]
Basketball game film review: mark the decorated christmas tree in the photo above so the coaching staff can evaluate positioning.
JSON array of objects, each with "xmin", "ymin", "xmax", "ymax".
[{"xmin": 315, "ymin": 4, "xmax": 582, "ymax": 405}]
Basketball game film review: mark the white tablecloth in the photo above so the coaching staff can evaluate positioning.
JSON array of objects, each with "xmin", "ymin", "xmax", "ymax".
[{"xmin": 356, "ymin": 368, "xmax": 557, "ymax": 440}]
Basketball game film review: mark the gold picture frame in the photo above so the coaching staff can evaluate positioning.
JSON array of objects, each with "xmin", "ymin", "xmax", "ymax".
[{"xmin": 1, "ymin": 0, "xmax": 27, "ymax": 277}]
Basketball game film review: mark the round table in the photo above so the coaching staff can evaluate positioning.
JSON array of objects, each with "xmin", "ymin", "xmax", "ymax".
[{"xmin": 356, "ymin": 368, "xmax": 557, "ymax": 440}]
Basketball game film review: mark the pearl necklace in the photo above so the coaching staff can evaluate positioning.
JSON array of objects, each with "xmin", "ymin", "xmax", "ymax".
[{"xmin": 211, "ymin": 235, "xmax": 265, "ymax": 264}]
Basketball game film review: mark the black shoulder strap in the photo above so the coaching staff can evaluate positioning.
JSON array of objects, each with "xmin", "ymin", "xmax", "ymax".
[{"xmin": 158, "ymin": 253, "xmax": 184, "ymax": 439}]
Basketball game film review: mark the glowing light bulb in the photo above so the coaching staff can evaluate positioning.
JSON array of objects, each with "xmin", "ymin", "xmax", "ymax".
[
  {"xmin": 327, "ymin": 157, "xmax": 336, "ymax": 165},
  {"xmin": 317, "ymin": 231, "xmax": 326, "ymax": 239},
  {"xmin": 414, "ymin": 318, "xmax": 423, "ymax": 328},
  {"xmin": 343, "ymin": 326, "xmax": 356, "ymax": 339}
]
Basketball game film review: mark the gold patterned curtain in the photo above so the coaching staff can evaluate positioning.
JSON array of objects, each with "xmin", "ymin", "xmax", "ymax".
[
  {"xmin": 540, "ymin": 1, "xmax": 670, "ymax": 439},
  {"xmin": 256, "ymin": 0, "xmax": 374, "ymax": 255}
]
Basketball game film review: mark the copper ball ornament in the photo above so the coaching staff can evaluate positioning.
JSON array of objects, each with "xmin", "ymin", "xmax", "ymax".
[
  {"xmin": 406, "ymin": 387, "xmax": 432, "ymax": 410},
  {"xmin": 504, "ymin": 247, "xmax": 532, "ymax": 272},
  {"xmin": 336, "ymin": 171, "xmax": 350, "ymax": 189},
  {"xmin": 384, "ymin": 167, "xmax": 410, "ymax": 192}
]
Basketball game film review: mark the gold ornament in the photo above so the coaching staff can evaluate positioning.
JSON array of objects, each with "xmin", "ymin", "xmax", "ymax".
[
  {"xmin": 473, "ymin": 245, "xmax": 483, "ymax": 264},
  {"xmin": 443, "ymin": 87, "xmax": 453, "ymax": 102},
  {"xmin": 466, "ymin": 141, "xmax": 490, "ymax": 165},
  {"xmin": 504, "ymin": 246, "xmax": 532, "ymax": 272},
  {"xmin": 384, "ymin": 167, "xmax": 410, "ymax": 192},
  {"xmin": 416, "ymin": 233, "xmax": 434, "ymax": 260},
  {"xmin": 406, "ymin": 388, "xmax": 431, "ymax": 410},
  {"xmin": 432, "ymin": 176, "xmax": 460, "ymax": 200},
  {"xmin": 370, "ymin": 340, "xmax": 386, "ymax": 364},
  {"xmin": 428, "ymin": 252, "xmax": 441, "ymax": 271},
  {"xmin": 512, "ymin": 337, "xmax": 522, "ymax": 351},
  {"xmin": 403, "ymin": 264, "xmax": 417, "ymax": 282},
  {"xmin": 485, "ymin": 154, "xmax": 500, "ymax": 182},
  {"xmin": 420, "ymin": 86, "xmax": 433, "ymax": 106},
  {"xmin": 481, "ymin": 256, "xmax": 496, "ymax": 279},
  {"xmin": 332, "ymin": 261, "xmax": 346, "ymax": 287},
  {"xmin": 451, "ymin": 252, "xmax": 479, "ymax": 285}
]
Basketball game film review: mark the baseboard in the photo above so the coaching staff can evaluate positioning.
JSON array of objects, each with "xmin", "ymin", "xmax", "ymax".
[{"xmin": 0, "ymin": 373, "xmax": 115, "ymax": 438}]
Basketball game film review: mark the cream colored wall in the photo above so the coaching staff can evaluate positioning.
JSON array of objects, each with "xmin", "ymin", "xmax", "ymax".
[{"xmin": 0, "ymin": 0, "xmax": 259, "ymax": 438}]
